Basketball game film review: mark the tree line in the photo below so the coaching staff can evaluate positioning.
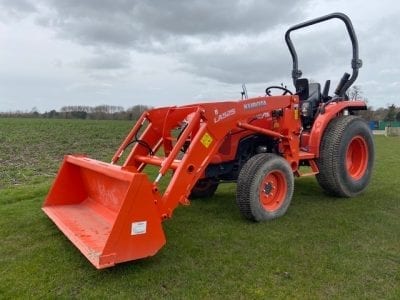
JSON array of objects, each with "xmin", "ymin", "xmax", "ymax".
[
  {"xmin": 1, "ymin": 103, "xmax": 399, "ymax": 122},
  {"xmin": 1, "ymin": 85, "xmax": 399, "ymax": 122},
  {"xmin": 348, "ymin": 86, "xmax": 400, "ymax": 122},
  {"xmin": 0, "ymin": 105, "xmax": 152, "ymax": 120},
  {"xmin": 357, "ymin": 104, "xmax": 400, "ymax": 122}
]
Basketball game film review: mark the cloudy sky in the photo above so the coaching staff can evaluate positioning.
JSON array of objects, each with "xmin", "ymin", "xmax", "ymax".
[{"xmin": 0, "ymin": 0, "xmax": 399, "ymax": 112}]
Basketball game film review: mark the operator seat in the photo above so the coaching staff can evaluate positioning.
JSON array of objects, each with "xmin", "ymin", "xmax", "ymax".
[{"xmin": 295, "ymin": 78, "xmax": 321, "ymax": 127}]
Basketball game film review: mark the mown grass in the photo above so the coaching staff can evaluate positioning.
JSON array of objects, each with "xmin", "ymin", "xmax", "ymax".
[{"xmin": 0, "ymin": 118, "xmax": 399, "ymax": 298}]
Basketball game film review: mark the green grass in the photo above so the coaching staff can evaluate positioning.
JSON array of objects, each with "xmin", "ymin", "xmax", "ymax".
[
  {"xmin": 0, "ymin": 118, "xmax": 133, "ymax": 188},
  {"xmin": 0, "ymin": 118, "xmax": 399, "ymax": 298}
]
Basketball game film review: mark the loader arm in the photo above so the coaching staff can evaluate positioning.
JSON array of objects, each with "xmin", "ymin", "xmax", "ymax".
[
  {"xmin": 116, "ymin": 95, "xmax": 301, "ymax": 218},
  {"xmin": 43, "ymin": 95, "xmax": 301, "ymax": 268}
]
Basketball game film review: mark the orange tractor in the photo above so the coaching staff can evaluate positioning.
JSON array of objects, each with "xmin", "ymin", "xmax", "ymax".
[{"xmin": 43, "ymin": 13, "xmax": 374, "ymax": 269}]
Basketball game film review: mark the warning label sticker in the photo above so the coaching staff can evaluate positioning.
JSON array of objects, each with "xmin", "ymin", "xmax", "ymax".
[
  {"xmin": 131, "ymin": 221, "xmax": 147, "ymax": 235},
  {"xmin": 200, "ymin": 132, "xmax": 213, "ymax": 148}
]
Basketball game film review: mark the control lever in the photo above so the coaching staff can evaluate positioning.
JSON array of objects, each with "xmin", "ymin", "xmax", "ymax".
[
  {"xmin": 322, "ymin": 80, "xmax": 331, "ymax": 102},
  {"xmin": 335, "ymin": 72, "xmax": 350, "ymax": 96}
]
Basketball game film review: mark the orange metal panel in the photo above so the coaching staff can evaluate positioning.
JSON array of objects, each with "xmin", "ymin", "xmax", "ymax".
[
  {"xmin": 43, "ymin": 156, "xmax": 165, "ymax": 269},
  {"xmin": 307, "ymin": 101, "xmax": 367, "ymax": 156}
]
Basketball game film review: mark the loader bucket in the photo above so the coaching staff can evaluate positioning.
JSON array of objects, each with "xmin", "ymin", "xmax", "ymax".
[{"xmin": 42, "ymin": 155, "xmax": 166, "ymax": 269}]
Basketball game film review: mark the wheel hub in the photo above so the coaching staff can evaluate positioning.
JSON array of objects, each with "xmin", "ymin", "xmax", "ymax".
[
  {"xmin": 259, "ymin": 170, "xmax": 287, "ymax": 212},
  {"xmin": 263, "ymin": 182, "xmax": 273, "ymax": 195}
]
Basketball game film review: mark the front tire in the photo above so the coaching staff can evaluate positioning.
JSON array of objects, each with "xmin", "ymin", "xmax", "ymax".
[
  {"xmin": 316, "ymin": 116, "xmax": 374, "ymax": 197},
  {"xmin": 236, "ymin": 153, "xmax": 294, "ymax": 221}
]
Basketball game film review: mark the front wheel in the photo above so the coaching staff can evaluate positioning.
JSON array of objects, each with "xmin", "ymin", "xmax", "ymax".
[
  {"xmin": 236, "ymin": 153, "xmax": 294, "ymax": 221},
  {"xmin": 316, "ymin": 116, "xmax": 374, "ymax": 197}
]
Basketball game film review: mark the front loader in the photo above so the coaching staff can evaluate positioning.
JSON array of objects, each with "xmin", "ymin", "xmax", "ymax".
[{"xmin": 43, "ymin": 13, "xmax": 374, "ymax": 269}]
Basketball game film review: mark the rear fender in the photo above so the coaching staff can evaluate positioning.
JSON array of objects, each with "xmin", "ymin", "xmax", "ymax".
[{"xmin": 308, "ymin": 101, "xmax": 367, "ymax": 156}]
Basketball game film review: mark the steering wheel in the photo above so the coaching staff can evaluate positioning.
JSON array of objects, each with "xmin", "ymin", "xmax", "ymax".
[{"xmin": 265, "ymin": 86, "xmax": 293, "ymax": 96}]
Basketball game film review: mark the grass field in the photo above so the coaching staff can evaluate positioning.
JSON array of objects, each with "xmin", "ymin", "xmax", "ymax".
[{"xmin": 0, "ymin": 118, "xmax": 399, "ymax": 298}]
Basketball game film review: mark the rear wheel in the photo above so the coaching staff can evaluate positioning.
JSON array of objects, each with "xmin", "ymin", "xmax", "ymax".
[
  {"xmin": 189, "ymin": 178, "xmax": 219, "ymax": 199},
  {"xmin": 316, "ymin": 116, "xmax": 374, "ymax": 197},
  {"xmin": 236, "ymin": 153, "xmax": 294, "ymax": 221}
]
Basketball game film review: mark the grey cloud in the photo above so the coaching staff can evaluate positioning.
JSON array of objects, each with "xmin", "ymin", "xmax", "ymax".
[
  {"xmin": 0, "ymin": 0, "xmax": 36, "ymax": 18},
  {"xmin": 180, "ymin": 37, "xmax": 290, "ymax": 84},
  {"xmin": 77, "ymin": 51, "xmax": 131, "ymax": 70},
  {"xmin": 359, "ymin": 12, "xmax": 400, "ymax": 59},
  {"xmin": 131, "ymin": 1, "xmax": 301, "ymax": 36},
  {"xmin": 0, "ymin": 0, "xmax": 366, "ymax": 86},
  {"xmin": 0, "ymin": 0, "xmax": 36, "ymax": 12},
  {"xmin": 180, "ymin": 24, "xmax": 353, "ymax": 85},
  {"xmin": 27, "ymin": 0, "xmax": 315, "ymax": 84},
  {"xmin": 39, "ymin": 0, "xmax": 307, "ymax": 45}
]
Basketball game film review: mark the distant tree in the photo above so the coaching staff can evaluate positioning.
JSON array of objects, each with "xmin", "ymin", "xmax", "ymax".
[
  {"xmin": 48, "ymin": 109, "xmax": 58, "ymax": 118},
  {"xmin": 30, "ymin": 107, "xmax": 40, "ymax": 117},
  {"xmin": 372, "ymin": 107, "xmax": 387, "ymax": 121},
  {"xmin": 357, "ymin": 104, "xmax": 374, "ymax": 121},
  {"xmin": 92, "ymin": 105, "xmax": 109, "ymax": 119},
  {"xmin": 71, "ymin": 111, "xmax": 87, "ymax": 119},
  {"xmin": 384, "ymin": 104, "xmax": 396, "ymax": 122},
  {"xmin": 1, "ymin": 104, "xmax": 152, "ymax": 120},
  {"xmin": 349, "ymin": 87, "xmax": 371, "ymax": 121},
  {"xmin": 348, "ymin": 85, "xmax": 363, "ymax": 100},
  {"xmin": 396, "ymin": 111, "xmax": 400, "ymax": 122},
  {"xmin": 127, "ymin": 105, "xmax": 151, "ymax": 120},
  {"xmin": 60, "ymin": 106, "xmax": 71, "ymax": 118}
]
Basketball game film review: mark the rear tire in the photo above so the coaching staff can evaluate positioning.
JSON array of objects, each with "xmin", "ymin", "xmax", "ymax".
[
  {"xmin": 236, "ymin": 153, "xmax": 294, "ymax": 221},
  {"xmin": 189, "ymin": 178, "xmax": 219, "ymax": 199},
  {"xmin": 316, "ymin": 116, "xmax": 374, "ymax": 197}
]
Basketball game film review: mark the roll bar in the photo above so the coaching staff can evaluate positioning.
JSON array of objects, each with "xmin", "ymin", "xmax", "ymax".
[{"xmin": 285, "ymin": 12, "xmax": 362, "ymax": 97}]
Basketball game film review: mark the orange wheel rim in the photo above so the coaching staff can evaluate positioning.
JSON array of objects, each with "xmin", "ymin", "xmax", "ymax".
[
  {"xmin": 346, "ymin": 135, "xmax": 368, "ymax": 180},
  {"xmin": 259, "ymin": 170, "xmax": 287, "ymax": 211}
]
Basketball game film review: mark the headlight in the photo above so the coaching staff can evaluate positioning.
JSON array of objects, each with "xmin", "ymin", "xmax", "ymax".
[{"xmin": 301, "ymin": 102, "xmax": 311, "ymax": 117}]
